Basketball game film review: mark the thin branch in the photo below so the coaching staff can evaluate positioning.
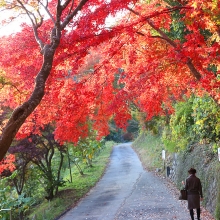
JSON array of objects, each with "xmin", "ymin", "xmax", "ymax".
[
  {"xmin": 17, "ymin": 0, "xmax": 45, "ymax": 50},
  {"xmin": 128, "ymin": 7, "xmax": 202, "ymax": 80},
  {"xmin": 0, "ymin": 76, "xmax": 22, "ymax": 94},
  {"xmin": 16, "ymin": 0, "xmax": 36, "ymax": 26},
  {"xmin": 36, "ymin": 9, "xmax": 44, "ymax": 28},
  {"xmin": 62, "ymin": 0, "xmax": 73, "ymax": 11},
  {"xmin": 68, "ymin": 0, "xmax": 75, "ymax": 15},
  {"xmin": 146, "ymin": 19, "xmax": 177, "ymax": 47},
  {"xmin": 56, "ymin": 0, "xmax": 62, "ymax": 28},
  {"xmin": 38, "ymin": 0, "xmax": 55, "ymax": 24},
  {"xmin": 61, "ymin": 0, "xmax": 89, "ymax": 30}
]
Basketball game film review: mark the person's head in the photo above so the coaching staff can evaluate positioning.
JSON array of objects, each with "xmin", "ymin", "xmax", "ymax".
[{"xmin": 188, "ymin": 168, "xmax": 196, "ymax": 174}]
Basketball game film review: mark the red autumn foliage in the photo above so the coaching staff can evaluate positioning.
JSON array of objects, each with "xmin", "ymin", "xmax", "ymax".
[
  {"xmin": 0, "ymin": 0, "xmax": 219, "ymax": 161},
  {"xmin": 0, "ymin": 154, "xmax": 15, "ymax": 175}
]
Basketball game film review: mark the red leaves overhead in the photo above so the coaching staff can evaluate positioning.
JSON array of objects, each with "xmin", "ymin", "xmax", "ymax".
[{"xmin": 0, "ymin": 0, "xmax": 220, "ymax": 148}]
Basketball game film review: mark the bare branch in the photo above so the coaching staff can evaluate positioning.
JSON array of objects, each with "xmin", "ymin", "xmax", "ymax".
[
  {"xmin": 0, "ymin": 80, "xmax": 22, "ymax": 94},
  {"xmin": 68, "ymin": 0, "xmax": 75, "ymax": 15},
  {"xmin": 61, "ymin": 0, "xmax": 89, "ymax": 30},
  {"xmin": 16, "ymin": 0, "xmax": 36, "ymax": 26},
  {"xmin": 16, "ymin": 0, "xmax": 45, "ymax": 50},
  {"xmin": 38, "ymin": 0, "xmax": 55, "ymax": 24},
  {"xmin": 62, "ymin": 0, "xmax": 73, "ymax": 11},
  {"xmin": 56, "ymin": 0, "xmax": 62, "ymax": 25},
  {"xmin": 36, "ymin": 9, "xmax": 44, "ymax": 28}
]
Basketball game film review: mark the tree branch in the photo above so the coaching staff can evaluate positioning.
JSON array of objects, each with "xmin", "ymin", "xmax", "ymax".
[
  {"xmin": 62, "ymin": 0, "xmax": 73, "ymax": 11},
  {"xmin": 38, "ymin": 0, "xmax": 55, "ymax": 24},
  {"xmin": 68, "ymin": 0, "xmax": 75, "ymax": 15},
  {"xmin": 0, "ymin": 42, "xmax": 58, "ymax": 161},
  {"xmin": 17, "ymin": 0, "xmax": 45, "ymax": 50},
  {"xmin": 128, "ymin": 7, "xmax": 202, "ymax": 80},
  {"xmin": 61, "ymin": 0, "xmax": 89, "ymax": 30}
]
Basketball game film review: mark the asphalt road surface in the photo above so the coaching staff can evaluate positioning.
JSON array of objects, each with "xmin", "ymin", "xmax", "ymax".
[{"xmin": 59, "ymin": 143, "xmax": 189, "ymax": 220}]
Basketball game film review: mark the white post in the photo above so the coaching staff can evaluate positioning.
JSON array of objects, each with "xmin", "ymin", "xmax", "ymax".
[
  {"xmin": 218, "ymin": 148, "xmax": 220, "ymax": 161},
  {"xmin": 162, "ymin": 150, "xmax": 166, "ymax": 160},
  {"xmin": 162, "ymin": 150, "xmax": 166, "ymax": 171}
]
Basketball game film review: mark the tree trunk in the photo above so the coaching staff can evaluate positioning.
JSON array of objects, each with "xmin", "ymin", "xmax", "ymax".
[
  {"xmin": 55, "ymin": 151, "xmax": 64, "ymax": 195},
  {"xmin": 0, "ymin": 0, "xmax": 89, "ymax": 162},
  {"xmin": 0, "ymin": 46, "xmax": 56, "ymax": 161},
  {"xmin": 67, "ymin": 148, "xmax": 73, "ymax": 183}
]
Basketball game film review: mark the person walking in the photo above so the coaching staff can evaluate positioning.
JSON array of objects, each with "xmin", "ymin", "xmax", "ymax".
[{"xmin": 182, "ymin": 168, "xmax": 203, "ymax": 220}]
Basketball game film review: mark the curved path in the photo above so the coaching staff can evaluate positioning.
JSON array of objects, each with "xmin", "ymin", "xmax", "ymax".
[{"xmin": 59, "ymin": 143, "xmax": 189, "ymax": 220}]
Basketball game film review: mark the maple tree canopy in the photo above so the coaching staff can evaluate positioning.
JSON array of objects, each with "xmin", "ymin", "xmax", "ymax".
[{"xmin": 0, "ymin": 0, "xmax": 220, "ymax": 161}]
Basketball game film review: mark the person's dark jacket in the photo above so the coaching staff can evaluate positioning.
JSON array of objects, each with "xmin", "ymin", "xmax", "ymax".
[{"xmin": 185, "ymin": 174, "xmax": 203, "ymax": 198}]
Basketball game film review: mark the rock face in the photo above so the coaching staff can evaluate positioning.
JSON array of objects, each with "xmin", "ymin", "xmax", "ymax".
[{"xmin": 165, "ymin": 144, "xmax": 220, "ymax": 216}]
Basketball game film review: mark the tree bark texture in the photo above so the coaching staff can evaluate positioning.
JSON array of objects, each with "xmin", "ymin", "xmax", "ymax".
[
  {"xmin": 0, "ymin": 0, "xmax": 90, "ymax": 161},
  {"xmin": 0, "ymin": 46, "xmax": 55, "ymax": 161}
]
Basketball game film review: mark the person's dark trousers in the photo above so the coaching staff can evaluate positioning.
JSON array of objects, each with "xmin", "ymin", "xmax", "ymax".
[
  {"xmin": 197, "ymin": 208, "xmax": 201, "ymax": 220},
  {"xmin": 189, "ymin": 208, "xmax": 201, "ymax": 220},
  {"xmin": 189, "ymin": 209, "xmax": 194, "ymax": 220}
]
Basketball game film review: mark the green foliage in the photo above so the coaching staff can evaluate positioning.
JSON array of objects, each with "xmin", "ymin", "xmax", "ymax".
[
  {"xmin": 122, "ymin": 119, "xmax": 140, "ymax": 141},
  {"xmin": 0, "ymin": 175, "xmax": 12, "ymax": 220},
  {"xmin": 0, "ymin": 127, "xmax": 112, "ymax": 219},
  {"xmin": 105, "ymin": 119, "xmax": 123, "ymax": 142},
  {"xmin": 105, "ymin": 129, "xmax": 123, "ymax": 142},
  {"xmin": 164, "ymin": 1, "xmax": 190, "ymax": 43},
  {"xmin": 168, "ymin": 19, "xmax": 187, "ymax": 42},
  {"xmin": 0, "ymin": 140, "xmax": 113, "ymax": 220},
  {"xmin": 192, "ymin": 95, "xmax": 220, "ymax": 143},
  {"xmin": 126, "ymin": 119, "xmax": 139, "ymax": 135},
  {"xmin": 105, "ymin": 117, "xmax": 140, "ymax": 143},
  {"xmin": 162, "ymin": 96, "xmax": 195, "ymax": 152},
  {"xmin": 145, "ymin": 116, "xmax": 167, "ymax": 135},
  {"xmin": 27, "ymin": 141, "xmax": 113, "ymax": 220},
  {"xmin": 162, "ymin": 95, "xmax": 220, "ymax": 152},
  {"xmin": 0, "ymin": 173, "xmax": 34, "ymax": 219},
  {"xmin": 162, "ymin": 137, "xmax": 177, "ymax": 152},
  {"xmin": 212, "ymin": 142, "xmax": 219, "ymax": 153},
  {"xmin": 71, "ymin": 138, "xmax": 104, "ymax": 168},
  {"xmin": 23, "ymin": 165, "xmax": 45, "ymax": 202}
]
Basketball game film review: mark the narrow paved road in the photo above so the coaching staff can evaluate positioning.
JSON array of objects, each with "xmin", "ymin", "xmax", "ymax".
[{"xmin": 59, "ymin": 143, "xmax": 189, "ymax": 220}]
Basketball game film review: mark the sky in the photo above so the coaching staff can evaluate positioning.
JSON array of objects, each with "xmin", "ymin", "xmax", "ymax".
[
  {"xmin": 0, "ymin": 5, "xmax": 125, "ymax": 37},
  {"xmin": 0, "ymin": 10, "xmax": 22, "ymax": 36}
]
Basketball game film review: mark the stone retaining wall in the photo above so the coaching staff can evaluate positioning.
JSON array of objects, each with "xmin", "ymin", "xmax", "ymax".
[{"xmin": 164, "ymin": 145, "xmax": 220, "ymax": 216}]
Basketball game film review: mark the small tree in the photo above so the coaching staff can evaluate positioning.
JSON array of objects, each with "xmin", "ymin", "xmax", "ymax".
[{"xmin": 9, "ymin": 124, "xmax": 66, "ymax": 200}]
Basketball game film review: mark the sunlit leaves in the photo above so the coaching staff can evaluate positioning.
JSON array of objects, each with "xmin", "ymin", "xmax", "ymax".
[{"xmin": 0, "ymin": 0, "xmax": 220, "ymax": 164}]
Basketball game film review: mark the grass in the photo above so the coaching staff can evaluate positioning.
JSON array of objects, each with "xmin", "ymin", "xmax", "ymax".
[
  {"xmin": 27, "ymin": 141, "xmax": 114, "ymax": 220},
  {"xmin": 132, "ymin": 131, "xmax": 164, "ymax": 171}
]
